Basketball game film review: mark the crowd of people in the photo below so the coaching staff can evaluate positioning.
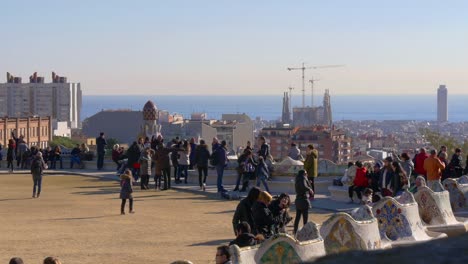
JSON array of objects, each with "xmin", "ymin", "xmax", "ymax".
[{"xmin": 340, "ymin": 146, "xmax": 468, "ymax": 204}]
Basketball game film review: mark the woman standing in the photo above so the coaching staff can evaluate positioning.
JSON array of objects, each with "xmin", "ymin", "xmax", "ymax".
[
  {"xmin": 7, "ymin": 139, "xmax": 16, "ymax": 173},
  {"xmin": 120, "ymin": 169, "xmax": 134, "ymax": 215},
  {"xmin": 177, "ymin": 140, "xmax": 191, "ymax": 184},
  {"xmin": 31, "ymin": 152, "xmax": 47, "ymax": 198},
  {"xmin": 194, "ymin": 139, "xmax": 210, "ymax": 191},
  {"xmin": 294, "ymin": 170, "xmax": 314, "ymax": 234}
]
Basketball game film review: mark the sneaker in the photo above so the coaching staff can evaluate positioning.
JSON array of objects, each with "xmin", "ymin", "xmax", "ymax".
[
  {"xmin": 202, "ymin": 183, "xmax": 206, "ymax": 191},
  {"xmin": 37, "ymin": 193, "xmax": 40, "ymax": 198},
  {"xmin": 129, "ymin": 211, "xmax": 135, "ymax": 214},
  {"xmin": 32, "ymin": 194, "xmax": 36, "ymax": 198}
]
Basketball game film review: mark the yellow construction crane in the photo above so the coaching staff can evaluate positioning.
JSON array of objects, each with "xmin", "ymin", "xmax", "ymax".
[{"xmin": 287, "ymin": 63, "xmax": 344, "ymax": 107}]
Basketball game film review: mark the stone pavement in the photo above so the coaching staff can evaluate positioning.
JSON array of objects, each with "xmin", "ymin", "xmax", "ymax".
[{"xmin": 0, "ymin": 167, "xmax": 358, "ymax": 213}]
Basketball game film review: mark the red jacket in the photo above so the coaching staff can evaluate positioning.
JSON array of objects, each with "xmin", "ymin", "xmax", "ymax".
[
  {"xmin": 353, "ymin": 167, "xmax": 368, "ymax": 187},
  {"xmin": 414, "ymin": 152, "xmax": 429, "ymax": 175}
]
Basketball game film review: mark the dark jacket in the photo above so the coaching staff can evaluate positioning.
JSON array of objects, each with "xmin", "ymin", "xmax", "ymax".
[
  {"xmin": 154, "ymin": 147, "xmax": 172, "ymax": 172},
  {"xmin": 232, "ymin": 198, "xmax": 256, "ymax": 235},
  {"xmin": 258, "ymin": 143, "xmax": 270, "ymax": 160},
  {"xmin": 214, "ymin": 146, "xmax": 228, "ymax": 166},
  {"xmin": 96, "ymin": 136, "xmax": 107, "ymax": 153},
  {"xmin": 379, "ymin": 167, "xmax": 396, "ymax": 196},
  {"xmin": 31, "ymin": 156, "xmax": 46, "ymax": 178},
  {"xmin": 295, "ymin": 173, "xmax": 313, "ymax": 211},
  {"xmin": 7, "ymin": 144, "xmax": 16, "ymax": 161},
  {"xmin": 229, "ymin": 233, "xmax": 257, "ymax": 248},
  {"xmin": 120, "ymin": 173, "xmax": 133, "ymax": 199},
  {"xmin": 368, "ymin": 170, "xmax": 381, "ymax": 193},
  {"xmin": 194, "ymin": 144, "xmax": 210, "ymax": 167},
  {"xmin": 252, "ymin": 201, "xmax": 280, "ymax": 239},
  {"xmin": 127, "ymin": 143, "xmax": 143, "ymax": 167},
  {"xmin": 256, "ymin": 160, "xmax": 270, "ymax": 180},
  {"xmin": 269, "ymin": 199, "xmax": 292, "ymax": 234},
  {"xmin": 189, "ymin": 143, "xmax": 197, "ymax": 164}
]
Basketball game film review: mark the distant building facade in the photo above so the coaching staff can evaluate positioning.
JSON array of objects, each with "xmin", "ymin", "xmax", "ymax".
[
  {"xmin": 0, "ymin": 72, "xmax": 82, "ymax": 129},
  {"xmin": 292, "ymin": 89, "xmax": 332, "ymax": 127},
  {"xmin": 0, "ymin": 116, "xmax": 52, "ymax": 149},
  {"xmin": 437, "ymin": 84, "xmax": 448, "ymax": 122}
]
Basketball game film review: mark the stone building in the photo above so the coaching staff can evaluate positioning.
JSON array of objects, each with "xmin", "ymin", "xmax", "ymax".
[{"xmin": 0, "ymin": 116, "xmax": 52, "ymax": 148}]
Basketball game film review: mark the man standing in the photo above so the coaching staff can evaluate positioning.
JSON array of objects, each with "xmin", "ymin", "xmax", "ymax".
[
  {"xmin": 423, "ymin": 149, "xmax": 445, "ymax": 188},
  {"xmin": 215, "ymin": 140, "xmax": 228, "ymax": 193},
  {"xmin": 96, "ymin": 132, "xmax": 107, "ymax": 170},
  {"xmin": 303, "ymin": 144, "xmax": 318, "ymax": 193}
]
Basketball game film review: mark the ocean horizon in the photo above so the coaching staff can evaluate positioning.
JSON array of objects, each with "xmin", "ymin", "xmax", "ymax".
[{"xmin": 82, "ymin": 94, "xmax": 468, "ymax": 122}]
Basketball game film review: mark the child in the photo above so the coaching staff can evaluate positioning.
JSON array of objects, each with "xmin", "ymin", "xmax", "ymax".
[
  {"xmin": 120, "ymin": 169, "xmax": 135, "ymax": 215},
  {"xmin": 361, "ymin": 188, "xmax": 373, "ymax": 205}
]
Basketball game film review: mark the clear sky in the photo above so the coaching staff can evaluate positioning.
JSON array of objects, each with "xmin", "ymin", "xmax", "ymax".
[{"xmin": 1, "ymin": 0, "xmax": 467, "ymax": 95}]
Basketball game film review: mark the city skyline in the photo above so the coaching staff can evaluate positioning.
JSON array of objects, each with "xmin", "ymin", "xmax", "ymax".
[{"xmin": 1, "ymin": 1, "xmax": 467, "ymax": 95}]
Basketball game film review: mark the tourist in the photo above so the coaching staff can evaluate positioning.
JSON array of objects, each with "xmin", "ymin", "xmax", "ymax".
[
  {"xmin": 257, "ymin": 136, "xmax": 270, "ymax": 160},
  {"xmin": 189, "ymin": 137, "xmax": 197, "ymax": 170},
  {"xmin": 234, "ymin": 149, "xmax": 248, "ymax": 192},
  {"xmin": 413, "ymin": 148, "xmax": 429, "ymax": 178},
  {"xmin": 215, "ymin": 245, "xmax": 232, "ymax": 264},
  {"xmin": 70, "ymin": 144, "xmax": 82, "ymax": 169},
  {"xmin": 9, "ymin": 257, "xmax": 24, "ymax": 264},
  {"xmin": 232, "ymin": 187, "xmax": 261, "ymax": 235},
  {"xmin": 214, "ymin": 140, "xmax": 229, "ymax": 193},
  {"xmin": 7, "ymin": 139, "xmax": 16, "ymax": 173},
  {"xmin": 361, "ymin": 188, "xmax": 373, "ymax": 205},
  {"xmin": 194, "ymin": 139, "xmax": 210, "ymax": 191},
  {"xmin": 177, "ymin": 140, "xmax": 191, "ymax": 184},
  {"xmin": 448, "ymin": 148, "xmax": 464, "ymax": 178},
  {"xmin": 368, "ymin": 163, "xmax": 382, "ymax": 202},
  {"xmin": 394, "ymin": 152, "xmax": 414, "ymax": 184},
  {"xmin": 255, "ymin": 156, "xmax": 271, "ymax": 193},
  {"xmin": 348, "ymin": 161, "xmax": 368, "ymax": 203},
  {"xmin": 391, "ymin": 161, "xmax": 406, "ymax": 196},
  {"xmin": 229, "ymin": 222, "xmax": 257, "ymax": 248},
  {"xmin": 31, "ymin": 152, "xmax": 47, "ymax": 198},
  {"xmin": 120, "ymin": 169, "xmax": 135, "ymax": 215},
  {"xmin": 379, "ymin": 157, "xmax": 395, "ymax": 197},
  {"xmin": 252, "ymin": 191, "xmax": 278, "ymax": 239},
  {"xmin": 17, "ymin": 140, "xmax": 29, "ymax": 169},
  {"xmin": 423, "ymin": 149, "xmax": 446, "ymax": 187},
  {"xmin": 43, "ymin": 256, "xmax": 62, "ymax": 264},
  {"xmin": 171, "ymin": 139, "xmax": 180, "ymax": 184},
  {"xmin": 50, "ymin": 146, "xmax": 63, "ymax": 169},
  {"xmin": 112, "ymin": 144, "xmax": 123, "ymax": 169},
  {"xmin": 154, "ymin": 143, "xmax": 173, "ymax": 190},
  {"xmin": 269, "ymin": 193, "xmax": 293, "ymax": 234},
  {"xmin": 96, "ymin": 132, "xmax": 107, "ymax": 170},
  {"xmin": 294, "ymin": 170, "xmax": 314, "ymax": 234},
  {"xmin": 236, "ymin": 149, "xmax": 256, "ymax": 192},
  {"xmin": 437, "ymin": 145, "xmax": 447, "ymax": 159},
  {"xmin": 42, "ymin": 146, "xmax": 51, "ymax": 167},
  {"xmin": 139, "ymin": 147, "xmax": 153, "ymax": 190},
  {"xmin": 212, "ymin": 137, "xmax": 221, "ymax": 152},
  {"xmin": 288, "ymin": 143, "xmax": 302, "ymax": 160},
  {"xmin": 303, "ymin": 144, "xmax": 319, "ymax": 193},
  {"xmin": 126, "ymin": 140, "xmax": 144, "ymax": 182},
  {"xmin": 340, "ymin": 161, "xmax": 356, "ymax": 186},
  {"xmin": 409, "ymin": 176, "xmax": 427, "ymax": 193}
]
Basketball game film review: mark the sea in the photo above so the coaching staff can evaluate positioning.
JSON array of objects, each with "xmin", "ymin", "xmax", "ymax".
[{"xmin": 82, "ymin": 95, "xmax": 468, "ymax": 122}]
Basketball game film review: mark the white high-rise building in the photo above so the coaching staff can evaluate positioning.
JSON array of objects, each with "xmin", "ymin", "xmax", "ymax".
[
  {"xmin": 0, "ymin": 72, "xmax": 82, "ymax": 128},
  {"xmin": 437, "ymin": 84, "xmax": 448, "ymax": 122}
]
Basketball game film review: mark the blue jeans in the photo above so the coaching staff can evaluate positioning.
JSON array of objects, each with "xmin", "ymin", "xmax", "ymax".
[
  {"xmin": 70, "ymin": 155, "xmax": 81, "ymax": 168},
  {"xmin": 51, "ymin": 156, "xmax": 63, "ymax": 169},
  {"xmin": 216, "ymin": 165, "xmax": 226, "ymax": 192},
  {"xmin": 178, "ymin": 165, "xmax": 189, "ymax": 183},
  {"xmin": 256, "ymin": 176, "xmax": 270, "ymax": 193},
  {"xmin": 33, "ymin": 175, "xmax": 42, "ymax": 195}
]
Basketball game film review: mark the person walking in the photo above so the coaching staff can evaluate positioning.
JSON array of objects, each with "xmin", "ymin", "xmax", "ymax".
[
  {"xmin": 96, "ymin": 132, "xmax": 107, "ymax": 170},
  {"xmin": 31, "ymin": 152, "xmax": 47, "ymax": 198},
  {"xmin": 424, "ymin": 149, "xmax": 446, "ymax": 188},
  {"xmin": 294, "ymin": 170, "xmax": 314, "ymax": 234},
  {"xmin": 303, "ymin": 144, "xmax": 319, "ymax": 193},
  {"xmin": 255, "ymin": 156, "xmax": 271, "ymax": 193},
  {"xmin": 120, "ymin": 169, "xmax": 135, "ymax": 215},
  {"xmin": 214, "ymin": 140, "xmax": 229, "ymax": 193},
  {"xmin": 139, "ymin": 147, "xmax": 153, "ymax": 190},
  {"xmin": 194, "ymin": 139, "xmax": 210, "ymax": 191},
  {"xmin": 7, "ymin": 139, "xmax": 16, "ymax": 173}
]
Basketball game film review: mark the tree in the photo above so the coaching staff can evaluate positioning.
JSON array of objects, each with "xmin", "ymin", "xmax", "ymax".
[
  {"xmin": 106, "ymin": 138, "xmax": 119, "ymax": 150},
  {"xmin": 50, "ymin": 136, "xmax": 82, "ymax": 149},
  {"xmin": 419, "ymin": 128, "xmax": 468, "ymax": 155}
]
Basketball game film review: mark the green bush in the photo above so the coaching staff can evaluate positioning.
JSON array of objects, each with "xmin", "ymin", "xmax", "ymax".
[{"xmin": 50, "ymin": 136, "xmax": 82, "ymax": 149}]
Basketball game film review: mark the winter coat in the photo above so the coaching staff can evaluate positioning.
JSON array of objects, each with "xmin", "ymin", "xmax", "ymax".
[
  {"xmin": 31, "ymin": 156, "xmax": 46, "ymax": 179},
  {"xmin": 139, "ymin": 153, "xmax": 152, "ymax": 176},
  {"xmin": 252, "ymin": 201, "xmax": 280, "ymax": 239},
  {"xmin": 120, "ymin": 173, "xmax": 133, "ymax": 200},
  {"xmin": 304, "ymin": 150, "xmax": 319, "ymax": 178},
  {"xmin": 295, "ymin": 173, "xmax": 313, "ymax": 211},
  {"xmin": 112, "ymin": 149, "xmax": 122, "ymax": 161},
  {"xmin": 269, "ymin": 199, "xmax": 292, "ymax": 233},
  {"xmin": 214, "ymin": 146, "xmax": 228, "ymax": 166},
  {"xmin": 189, "ymin": 143, "xmax": 197, "ymax": 164},
  {"xmin": 414, "ymin": 152, "xmax": 429, "ymax": 175},
  {"xmin": 153, "ymin": 147, "xmax": 172, "ymax": 172},
  {"xmin": 379, "ymin": 167, "xmax": 395, "ymax": 194},
  {"xmin": 96, "ymin": 136, "xmax": 107, "ymax": 153},
  {"xmin": 229, "ymin": 233, "xmax": 257, "ymax": 248},
  {"xmin": 232, "ymin": 198, "xmax": 256, "ymax": 235},
  {"xmin": 127, "ymin": 143, "xmax": 143, "ymax": 167},
  {"xmin": 177, "ymin": 148, "xmax": 190, "ymax": 166},
  {"xmin": 258, "ymin": 144, "xmax": 270, "ymax": 160},
  {"xmin": 353, "ymin": 167, "xmax": 368, "ymax": 187},
  {"xmin": 194, "ymin": 144, "xmax": 210, "ymax": 167}
]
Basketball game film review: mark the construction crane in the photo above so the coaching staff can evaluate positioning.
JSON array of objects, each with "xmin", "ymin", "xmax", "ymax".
[
  {"xmin": 309, "ymin": 78, "xmax": 320, "ymax": 107},
  {"xmin": 287, "ymin": 63, "xmax": 344, "ymax": 107}
]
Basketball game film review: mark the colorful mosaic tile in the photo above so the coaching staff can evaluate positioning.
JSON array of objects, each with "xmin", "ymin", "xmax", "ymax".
[
  {"xmin": 375, "ymin": 200, "xmax": 412, "ymax": 241},
  {"xmin": 260, "ymin": 241, "xmax": 302, "ymax": 264},
  {"xmin": 324, "ymin": 217, "xmax": 365, "ymax": 254}
]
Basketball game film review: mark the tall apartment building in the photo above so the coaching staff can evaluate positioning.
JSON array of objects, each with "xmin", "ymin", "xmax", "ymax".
[
  {"xmin": 437, "ymin": 84, "xmax": 448, "ymax": 122},
  {"xmin": 0, "ymin": 72, "xmax": 82, "ymax": 128}
]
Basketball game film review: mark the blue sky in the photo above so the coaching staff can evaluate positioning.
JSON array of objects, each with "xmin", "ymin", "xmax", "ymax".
[{"xmin": 1, "ymin": 0, "xmax": 467, "ymax": 95}]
